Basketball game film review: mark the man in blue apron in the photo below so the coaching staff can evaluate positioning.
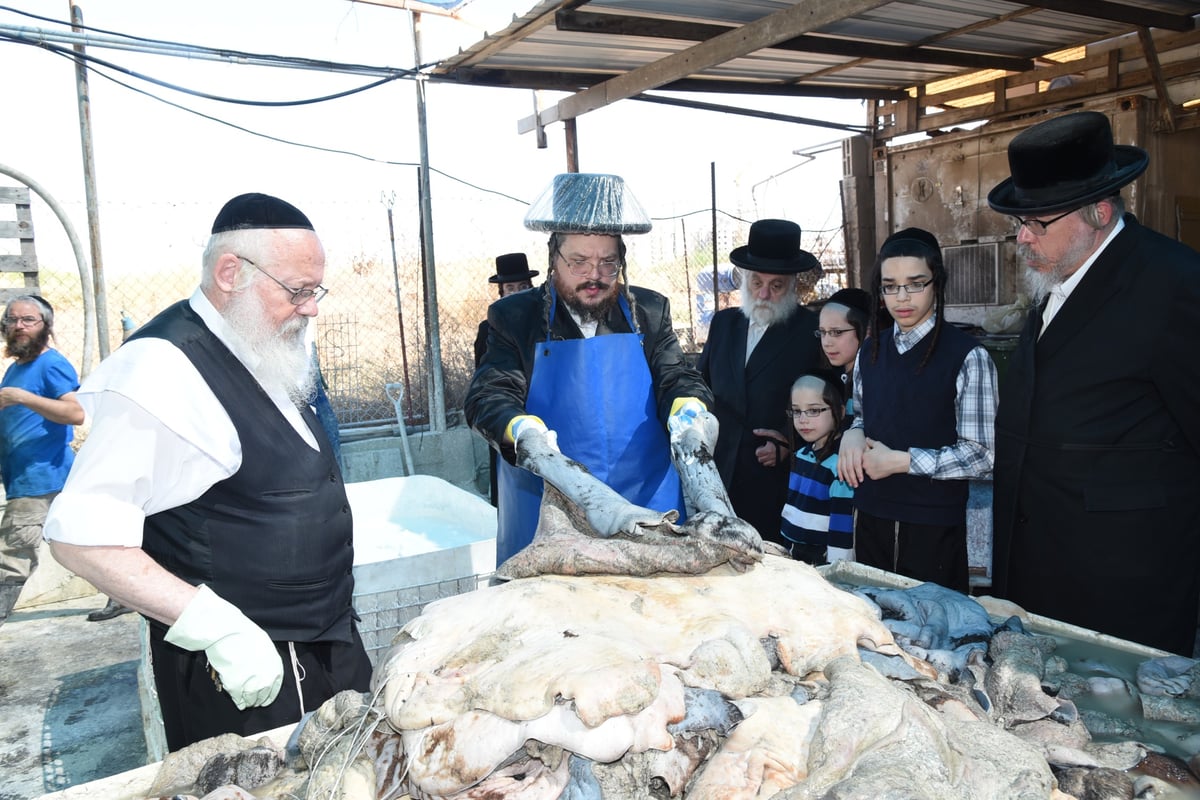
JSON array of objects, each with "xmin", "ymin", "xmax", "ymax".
[{"xmin": 465, "ymin": 174, "xmax": 713, "ymax": 565}]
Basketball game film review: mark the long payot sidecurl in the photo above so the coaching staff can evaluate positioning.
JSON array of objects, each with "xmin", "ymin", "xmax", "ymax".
[{"xmin": 543, "ymin": 232, "xmax": 637, "ymax": 336}]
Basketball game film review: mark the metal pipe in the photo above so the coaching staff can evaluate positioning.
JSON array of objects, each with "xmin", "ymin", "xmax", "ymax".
[
  {"xmin": 710, "ymin": 162, "xmax": 719, "ymax": 312},
  {"xmin": 384, "ymin": 192, "xmax": 414, "ymax": 421},
  {"xmin": 410, "ymin": 10, "xmax": 445, "ymax": 432},
  {"xmin": 0, "ymin": 162, "xmax": 96, "ymax": 376}
]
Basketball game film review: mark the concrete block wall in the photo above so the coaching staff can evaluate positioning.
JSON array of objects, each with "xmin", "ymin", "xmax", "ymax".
[{"xmin": 340, "ymin": 424, "xmax": 491, "ymax": 497}]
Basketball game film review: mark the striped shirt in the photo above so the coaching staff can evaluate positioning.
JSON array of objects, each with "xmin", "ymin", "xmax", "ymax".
[
  {"xmin": 851, "ymin": 315, "xmax": 997, "ymax": 480},
  {"xmin": 781, "ymin": 446, "xmax": 855, "ymax": 549}
]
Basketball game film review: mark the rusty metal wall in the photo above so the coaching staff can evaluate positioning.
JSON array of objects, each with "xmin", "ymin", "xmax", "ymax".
[{"xmin": 852, "ymin": 96, "xmax": 1200, "ymax": 315}]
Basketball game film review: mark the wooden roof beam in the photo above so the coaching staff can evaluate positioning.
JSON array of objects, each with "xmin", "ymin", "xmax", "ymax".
[
  {"xmin": 518, "ymin": 0, "xmax": 893, "ymax": 132},
  {"xmin": 435, "ymin": 67, "xmax": 907, "ymax": 100}
]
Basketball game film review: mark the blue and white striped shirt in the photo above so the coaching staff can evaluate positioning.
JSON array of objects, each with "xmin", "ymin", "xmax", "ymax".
[{"xmin": 781, "ymin": 445, "xmax": 855, "ymax": 549}]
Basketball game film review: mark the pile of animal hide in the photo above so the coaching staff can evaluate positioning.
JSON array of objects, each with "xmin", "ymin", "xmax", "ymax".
[
  {"xmin": 145, "ymin": 568, "xmax": 1200, "ymax": 799},
  {"xmin": 496, "ymin": 416, "xmax": 765, "ymax": 579},
  {"xmin": 136, "ymin": 414, "xmax": 1200, "ymax": 799}
]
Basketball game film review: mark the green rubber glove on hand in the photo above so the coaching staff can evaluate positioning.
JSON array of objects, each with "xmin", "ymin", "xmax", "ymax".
[{"xmin": 164, "ymin": 584, "xmax": 283, "ymax": 710}]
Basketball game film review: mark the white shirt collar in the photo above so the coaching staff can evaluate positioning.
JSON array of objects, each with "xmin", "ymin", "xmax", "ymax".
[{"xmin": 1054, "ymin": 215, "xmax": 1126, "ymax": 304}]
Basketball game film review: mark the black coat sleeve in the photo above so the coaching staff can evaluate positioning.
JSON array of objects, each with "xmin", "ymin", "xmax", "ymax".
[
  {"xmin": 463, "ymin": 291, "xmax": 542, "ymax": 454},
  {"xmin": 632, "ymin": 287, "xmax": 714, "ymax": 423}
]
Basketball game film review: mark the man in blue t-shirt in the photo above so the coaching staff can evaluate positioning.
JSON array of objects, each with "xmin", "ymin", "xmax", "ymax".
[{"xmin": 0, "ymin": 295, "xmax": 83, "ymax": 625}]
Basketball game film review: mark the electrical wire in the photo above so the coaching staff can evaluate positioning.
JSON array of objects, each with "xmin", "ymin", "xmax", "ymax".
[{"xmin": 0, "ymin": 4, "xmax": 844, "ymax": 224}]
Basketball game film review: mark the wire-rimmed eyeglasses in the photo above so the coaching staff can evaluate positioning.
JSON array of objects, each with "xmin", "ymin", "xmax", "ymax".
[
  {"xmin": 880, "ymin": 280, "xmax": 931, "ymax": 296},
  {"xmin": 1009, "ymin": 208, "xmax": 1077, "ymax": 237},
  {"xmin": 240, "ymin": 257, "xmax": 328, "ymax": 305},
  {"xmin": 2, "ymin": 315, "xmax": 44, "ymax": 328},
  {"xmin": 785, "ymin": 406, "xmax": 830, "ymax": 419},
  {"xmin": 556, "ymin": 251, "xmax": 622, "ymax": 279},
  {"xmin": 813, "ymin": 327, "xmax": 854, "ymax": 339}
]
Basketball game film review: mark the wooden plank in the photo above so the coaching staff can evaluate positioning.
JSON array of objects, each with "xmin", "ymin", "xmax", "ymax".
[
  {"xmin": 0, "ymin": 186, "xmax": 31, "ymax": 203},
  {"xmin": 0, "ymin": 254, "xmax": 37, "ymax": 272},
  {"xmin": 525, "ymin": 0, "xmax": 892, "ymax": 128},
  {"xmin": 0, "ymin": 219, "xmax": 34, "ymax": 240}
]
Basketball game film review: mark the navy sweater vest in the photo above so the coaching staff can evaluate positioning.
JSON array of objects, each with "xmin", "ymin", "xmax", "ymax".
[
  {"xmin": 132, "ymin": 301, "xmax": 355, "ymax": 643},
  {"xmin": 855, "ymin": 323, "xmax": 976, "ymax": 526}
]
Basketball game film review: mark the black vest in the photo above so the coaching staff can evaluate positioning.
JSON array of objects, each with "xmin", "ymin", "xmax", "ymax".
[
  {"xmin": 855, "ymin": 322, "xmax": 976, "ymax": 526},
  {"xmin": 132, "ymin": 301, "xmax": 355, "ymax": 643}
]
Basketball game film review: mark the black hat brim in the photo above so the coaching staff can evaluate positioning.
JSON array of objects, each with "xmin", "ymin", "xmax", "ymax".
[
  {"xmin": 987, "ymin": 146, "xmax": 1148, "ymax": 215},
  {"xmin": 488, "ymin": 270, "xmax": 540, "ymax": 283},
  {"xmin": 729, "ymin": 246, "xmax": 820, "ymax": 275}
]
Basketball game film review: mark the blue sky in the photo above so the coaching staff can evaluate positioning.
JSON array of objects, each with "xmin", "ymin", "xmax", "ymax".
[{"xmin": 0, "ymin": 0, "xmax": 866, "ymax": 275}]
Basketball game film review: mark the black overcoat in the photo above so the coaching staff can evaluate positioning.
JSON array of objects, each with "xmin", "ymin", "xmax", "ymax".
[
  {"xmin": 698, "ymin": 305, "xmax": 821, "ymax": 545},
  {"xmin": 991, "ymin": 215, "xmax": 1200, "ymax": 654}
]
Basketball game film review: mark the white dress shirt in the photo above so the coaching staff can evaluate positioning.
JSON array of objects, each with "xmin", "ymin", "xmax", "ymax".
[
  {"xmin": 745, "ymin": 320, "xmax": 768, "ymax": 364},
  {"xmin": 1041, "ymin": 216, "xmax": 1125, "ymax": 335},
  {"xmin": 44, "ymin": 289, "xmax": 319, "ymax": 547}
]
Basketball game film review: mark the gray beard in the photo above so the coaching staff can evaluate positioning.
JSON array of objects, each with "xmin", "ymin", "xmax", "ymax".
[
  {"xmin": 739, "ymin": 285, "xmax": 798, "ymax": 327},
  {"xmin": 1017, "ymin": 236, "xmax": 1097, "ymax": 306},
  {"xmin": 1021, "ymin": 267, "xmax": 1061, "ymax": 305},
  {"xmin": 223, "ymin": 290, "xmax": 316, "ymax": 405}
]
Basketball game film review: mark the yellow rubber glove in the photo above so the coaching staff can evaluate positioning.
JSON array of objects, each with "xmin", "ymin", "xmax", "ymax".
[
  {"xmin": 505, "ymin": 414, "xmax": 547, "ymax": 445},
  {"xmin": 668, "ymin": 396, "xmax": 707, "ymax": 435},
  {"xmin": 669, "ymin": 396, "xmax": 707, "ymax": 417}
]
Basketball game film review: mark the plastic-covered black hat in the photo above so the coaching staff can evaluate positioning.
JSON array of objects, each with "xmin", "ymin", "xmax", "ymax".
[
  {"xmin": 729, "ymin": 219, "xmax": 820, "ymax": 275},
  {"xmin": 523, "ymin": 173, "xmax": 652, "ymax": 234},
  {"xmin": 987, "ymin": 111, "xmax": 1148, "ymax": 215},
  {"xmin": 489, "ymin": 253, "xmax": 539, "ymax": 284},
  {"xmin": 211, "ymin": 193, "xmax": 314, "ymax": 234}
]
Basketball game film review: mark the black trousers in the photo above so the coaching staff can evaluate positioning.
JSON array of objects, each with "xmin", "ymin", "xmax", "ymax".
[
  {"xmin": 148, "ymin": 621, "xmax": 373, "ymax": 751},
  {"xmin": 855, "ymin": 510, "xmax": 969, "ymax": 594}
]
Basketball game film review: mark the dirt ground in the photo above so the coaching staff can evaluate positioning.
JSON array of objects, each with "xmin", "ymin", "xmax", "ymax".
[{"xmin": 0, "ymin": 593, "xmax": 147, "ymax": 799}]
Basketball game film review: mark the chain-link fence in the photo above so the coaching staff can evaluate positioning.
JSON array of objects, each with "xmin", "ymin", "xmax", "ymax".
[{"xmin": 2, "ymin": 177, "xmax": 848, "ymax": 433}]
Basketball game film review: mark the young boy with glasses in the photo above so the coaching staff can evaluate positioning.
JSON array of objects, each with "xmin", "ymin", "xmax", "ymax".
[{"xmin": 837, "ymin": 228, "xmax": 998, "ymax": 593}]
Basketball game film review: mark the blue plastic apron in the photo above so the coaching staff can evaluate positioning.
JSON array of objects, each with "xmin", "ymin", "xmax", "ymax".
[{"xmin": 496, "ymin": 291, "xmax": 684, "ymax": 564}]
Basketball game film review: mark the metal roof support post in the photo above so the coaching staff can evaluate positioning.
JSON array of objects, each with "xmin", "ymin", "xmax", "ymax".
[
  {"xmin": 710, "ymin": 162, "xmax": 718, "ymax": 312},
  {"xmin": 411, "ymin": 10, "xmax": 445, "ymax": 432}
]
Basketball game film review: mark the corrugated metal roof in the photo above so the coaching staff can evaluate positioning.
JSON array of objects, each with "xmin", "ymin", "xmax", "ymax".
[{"xmin": 431, "ymin": 0, "xmax": 1200, "ymax": 136}]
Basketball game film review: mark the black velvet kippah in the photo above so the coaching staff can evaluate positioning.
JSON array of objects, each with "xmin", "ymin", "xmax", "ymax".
[{"xmin": 211, "ymin": 193, "xmax": 314, "ymax": 234}]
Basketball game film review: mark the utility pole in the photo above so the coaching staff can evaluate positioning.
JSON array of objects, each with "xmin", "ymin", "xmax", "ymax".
[{"xmin": 70, "ymin": 3, "xmax": 110, "ymax": 359}]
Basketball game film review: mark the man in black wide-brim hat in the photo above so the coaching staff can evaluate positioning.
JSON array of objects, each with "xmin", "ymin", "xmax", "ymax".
[
  {"xmin": 987, "ymin": 110, "xmax": 1200, "ymax": 655},
  {"xmin": 698, "ymin": 219, "xmax": 823, "ymax": 547}
]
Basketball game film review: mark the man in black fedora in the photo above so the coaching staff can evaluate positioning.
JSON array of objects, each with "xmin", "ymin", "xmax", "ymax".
[
  {"xmin": 698, "ymin": 219, "xmax": 823, "ymax": 547},
  {"xmin": 473, "ymin": 253, "xmax": 539, "ymax": 367},
  {"xmin": 988, "ymin": 110, "xmax": 1200, "ymax": 655},
  {"xmin": 474, "ymin": 252, "xmax": 538, "ymax": 506}
]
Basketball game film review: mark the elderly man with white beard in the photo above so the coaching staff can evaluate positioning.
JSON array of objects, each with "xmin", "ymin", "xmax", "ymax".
[
  {"xmin": 44, "ymin": 193, "xmax": 371, "ymax": 751},
  {"xmin": 699, "ymin": 219, "xmax": 823, "ymax": 548}
]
